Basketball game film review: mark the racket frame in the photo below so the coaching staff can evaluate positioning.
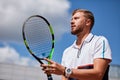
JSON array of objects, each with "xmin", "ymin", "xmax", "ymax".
[{"xmin": 22, "ymin": 15, "xmax": 55, "ymax": 80}]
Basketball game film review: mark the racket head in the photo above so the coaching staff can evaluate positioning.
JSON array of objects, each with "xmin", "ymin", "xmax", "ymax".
[{"xmin": 22, "ymin": 15, "xmax": 55, "ymax": 63}]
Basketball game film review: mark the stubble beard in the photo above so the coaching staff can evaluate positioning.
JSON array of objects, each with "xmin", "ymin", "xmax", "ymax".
[{"xmin": 71, "ymin": 26, "xmax": 84, "ymax": 35}]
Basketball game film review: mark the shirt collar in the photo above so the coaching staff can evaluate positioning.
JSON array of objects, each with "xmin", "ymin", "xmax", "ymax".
[
  {"xmin": 72, "ymin": 33, "xmax": 94, "ymax": 48},
  {"xmin": 84, "ymin": 33, "xmax": 94, "ymax": 43}
]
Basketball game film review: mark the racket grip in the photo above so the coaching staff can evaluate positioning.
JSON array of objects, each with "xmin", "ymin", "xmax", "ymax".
[{"xmin": 47, "ymin": 74, "xmax": 53, "ymax": 80}]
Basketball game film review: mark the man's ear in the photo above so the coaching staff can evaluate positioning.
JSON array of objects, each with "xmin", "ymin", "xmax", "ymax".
[{"xmin": 86, "ymin": 19, "xmax": 91, "ymax": 26}]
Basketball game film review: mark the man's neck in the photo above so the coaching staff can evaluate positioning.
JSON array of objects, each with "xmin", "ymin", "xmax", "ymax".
[{"xmin": 76, "ymin": 32, "xmax": 89, "ymax": 47}]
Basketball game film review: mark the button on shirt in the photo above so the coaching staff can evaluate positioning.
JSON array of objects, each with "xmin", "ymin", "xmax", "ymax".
[{"xmin": 61, "ymin": 33, "xmax": 112, "ymax": 69}]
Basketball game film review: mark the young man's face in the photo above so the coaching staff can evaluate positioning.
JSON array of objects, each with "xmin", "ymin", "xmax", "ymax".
[{"xmin": 70, "ymin": 12, "xmax": 87, "ymax": 35}]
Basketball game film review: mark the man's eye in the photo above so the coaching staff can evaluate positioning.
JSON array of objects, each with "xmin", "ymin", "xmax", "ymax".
[{"xmin": 75, "ymin": 17, "xmax": 79, "ymax": 19}]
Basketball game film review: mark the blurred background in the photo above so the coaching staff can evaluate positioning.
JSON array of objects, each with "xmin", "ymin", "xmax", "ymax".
[{"xmin": 0, "ymin": 0, "xmax": 120, "ymax": 80}]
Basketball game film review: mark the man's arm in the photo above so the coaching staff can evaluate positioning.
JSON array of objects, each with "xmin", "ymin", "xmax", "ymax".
[
  {"xmin": 41, "ymin": 58, "xmax": 111, "ymax": 80},
  {"xmin": 69, "ymin": 58, "xmax": 111, "ymax": 80}
]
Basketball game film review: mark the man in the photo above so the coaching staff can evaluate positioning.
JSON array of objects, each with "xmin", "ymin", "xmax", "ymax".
[{"xmin": 41, "ymin": 9, "xmax": 112, "ymax": 80}]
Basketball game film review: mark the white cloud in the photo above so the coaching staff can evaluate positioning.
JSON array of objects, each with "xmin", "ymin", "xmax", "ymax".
[
  {"xmin": 0, "ymin": 45, "xmax": 38, "ymax": 66},
  {"xmin": 0, "ymin": 0, "xmax": 70, "ymax": 42},
  {"xmin": 0, "ymin": 0, "xmax": 71, "ymax": 65}
]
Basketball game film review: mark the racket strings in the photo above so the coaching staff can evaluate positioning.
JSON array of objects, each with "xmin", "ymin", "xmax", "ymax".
[{"xmin": 24, "ymin": 17, "xmax": 52, "ymax": 58}]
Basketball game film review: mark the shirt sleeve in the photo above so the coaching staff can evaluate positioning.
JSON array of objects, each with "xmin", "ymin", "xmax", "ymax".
[{"xmin": 93, "ymin": 36, "xmax": 112, "ymax": 61}]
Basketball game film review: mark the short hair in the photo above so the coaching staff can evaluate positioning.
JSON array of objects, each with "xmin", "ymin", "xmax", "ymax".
[{"xmin": 72, "ymin": 9, "xmax": 95, "ymax": 30}]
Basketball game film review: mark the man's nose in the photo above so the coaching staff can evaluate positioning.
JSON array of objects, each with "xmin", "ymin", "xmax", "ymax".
[{"xmin": 70, "ymin": 19, "xmax": 74, "ymax": 25}]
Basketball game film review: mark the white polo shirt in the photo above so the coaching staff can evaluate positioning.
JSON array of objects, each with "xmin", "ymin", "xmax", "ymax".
[{"xmin": 61, "ymin": 33, "xmax": 112, "ymax": 69}]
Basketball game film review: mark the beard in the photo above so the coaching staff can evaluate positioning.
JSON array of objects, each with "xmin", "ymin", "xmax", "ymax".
[{"xmin": 71, "ymin": 25, "xmax": 84, "ymax": 35}]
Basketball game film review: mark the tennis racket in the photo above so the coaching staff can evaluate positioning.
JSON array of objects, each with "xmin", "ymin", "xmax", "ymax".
[{"xmin": 22, "ymin": 15, "xmax": 54, "ymax": 80}]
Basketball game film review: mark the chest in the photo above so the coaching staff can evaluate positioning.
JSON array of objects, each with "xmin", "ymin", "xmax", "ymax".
[{"xmin": 64, "ymin": 43, "xmax": 95, "ymax": 68}]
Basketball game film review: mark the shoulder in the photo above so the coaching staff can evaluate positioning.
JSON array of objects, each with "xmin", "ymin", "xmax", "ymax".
[
  {"xmin": 92, "ymin": 34, "xmax": 111, "ymax": 54},
  {"xmin": 93, "ymin": 35, "xmax": 109, "ymax": 45},
  {"xmin": 94, "ymin": 34, "xmax": 108, "ymax": 40},
  {"xmin": 89, "ymin": 34, "xmax": 111, "ymax": 52},
  {"xmin": 92, "ymin": 34, "xmax": 112, "ymax": 60}
]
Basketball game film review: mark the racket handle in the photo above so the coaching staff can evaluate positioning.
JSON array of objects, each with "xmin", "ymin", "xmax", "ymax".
[{"xmin": 47, "ymin": 74, "xmax": 53, "ymax": 80}]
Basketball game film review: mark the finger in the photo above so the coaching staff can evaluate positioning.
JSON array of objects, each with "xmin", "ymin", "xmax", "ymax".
[
  {"xmin": 44, "ymin": 70, "xmax": 52, "ymax": 74},
  {"xmin": 44, "ymin": 69, "xmax": 55, "ymax": 74},
  {"xmin": 41, "ymin": 66, "xmax": 47, "ymax": 71},
  {"xmin": 44, "ymin": 58, "xmax": 54, "ymax": 64},
  {"xmin": 43, "ymin": 68, "xmax": 52, "ymax": 74},
  {"xmin": 41, "ymin": 64, "xmax": 47, "ymax": 67},
  {"xmin": 41, "ymin": 64, "xmax": 54, "ymax": 70}
]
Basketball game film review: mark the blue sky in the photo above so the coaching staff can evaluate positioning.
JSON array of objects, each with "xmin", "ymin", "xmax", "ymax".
[{"xmin": 0, "ymin": 0, "xmax": 120, "ymax": 66}]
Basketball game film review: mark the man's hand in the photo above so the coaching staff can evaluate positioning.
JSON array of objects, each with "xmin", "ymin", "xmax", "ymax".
[{"xmin": 40, "ymin": 58, "xmax": 65, "ymax": 75}]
